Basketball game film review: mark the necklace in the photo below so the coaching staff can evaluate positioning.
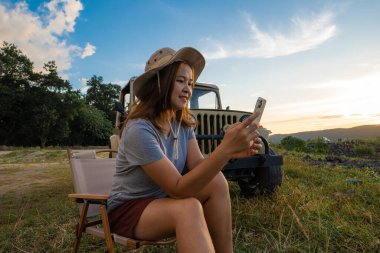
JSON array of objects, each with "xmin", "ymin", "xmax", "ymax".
[{"xmin": 168, "ymin": 114, "xmax": 182, "ymax": 160}]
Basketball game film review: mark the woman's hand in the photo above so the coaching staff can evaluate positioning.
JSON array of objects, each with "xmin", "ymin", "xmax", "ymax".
[
  {"xmin": 230, "ymin": 137, "xmax": 262, "ymax": 159},
  {"xmin": 218, "ymin": 111, "xmax": 262, "ymax": 158}
]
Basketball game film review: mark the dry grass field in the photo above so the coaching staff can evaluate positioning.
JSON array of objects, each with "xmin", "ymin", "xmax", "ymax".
[{"xmin": 0, "ymin": 148, "xmax": 379, "ymax": 252}]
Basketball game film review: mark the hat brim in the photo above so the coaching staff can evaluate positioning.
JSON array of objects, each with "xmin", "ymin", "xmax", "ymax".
[{"xmin": 133, "ymin": 47, "xmax": 205, "ymax": 98}]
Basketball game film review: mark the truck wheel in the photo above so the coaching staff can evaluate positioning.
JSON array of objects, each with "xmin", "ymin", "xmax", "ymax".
[{"xmin": 238, "ymin": 148, "xmax": 282, "ymax": 197}]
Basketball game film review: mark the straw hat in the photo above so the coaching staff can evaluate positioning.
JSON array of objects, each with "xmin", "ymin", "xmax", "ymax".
[{"xmin": 133, "ymin": 47, "xmax": 205, "ymax": 98}]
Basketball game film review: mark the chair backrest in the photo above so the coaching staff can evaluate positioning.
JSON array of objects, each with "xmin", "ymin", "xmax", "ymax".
[
  {"xmin": 68, "ymin": 150, "xmax": 116, "ymax": 217},
  {"xmin": 109, "ymin": 135, "xmax": 120, "ymax": 158}
]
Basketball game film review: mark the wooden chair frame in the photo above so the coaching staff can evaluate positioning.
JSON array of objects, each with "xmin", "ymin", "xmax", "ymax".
[{"xmin": 67, "ymin": 149, "xmax": 175, "ymax": 252}]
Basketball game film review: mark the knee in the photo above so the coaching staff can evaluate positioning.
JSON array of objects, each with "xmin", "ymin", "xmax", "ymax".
[
  {"xmin": 214, "ymin": 172, "xmax": 229, "ymax": 196},
  {"xmin": 182, "ymin": 197, "xmax": 203, "ymax": 214},
  {"xmin": 174, "ymin": 197, "xmax": 204, "ymax": 219}
]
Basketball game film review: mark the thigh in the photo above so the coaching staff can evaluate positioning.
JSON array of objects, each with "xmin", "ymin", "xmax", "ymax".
[
  {"xmin": 133, "ymin": 197, "xmax": 202, "ymax": 241},
  {"xmin": 133, "ymin": 198, "xmax": 176, "ymax": 240}
]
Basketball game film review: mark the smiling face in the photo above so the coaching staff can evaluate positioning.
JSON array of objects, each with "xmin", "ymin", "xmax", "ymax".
[{"xmin": 170, "ymin": 62, "xmax": 194, "ymax": 111}]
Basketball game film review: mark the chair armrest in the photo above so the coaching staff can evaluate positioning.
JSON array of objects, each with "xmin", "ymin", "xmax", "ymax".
[
  {"xmin": 68, "ymin": 193, "xmax": 110, "ymax": 200},
  {"xmin": 95, "ymin": 149, "xmax": 118, "ymax": 154}
]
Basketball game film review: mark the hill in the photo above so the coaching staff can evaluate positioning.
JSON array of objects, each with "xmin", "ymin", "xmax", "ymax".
[{"xmin": 270, "ymin": 124, "xmax": 380, "ymax": 143}]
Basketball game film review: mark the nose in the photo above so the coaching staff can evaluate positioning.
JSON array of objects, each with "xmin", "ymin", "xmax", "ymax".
[
  {"xmin": 183, "ymin": 84, "xmax": 191, "ymax": 93},
  {"xmin": 184, "ymin": 85, "xmax": 192, "ymax": 97}
]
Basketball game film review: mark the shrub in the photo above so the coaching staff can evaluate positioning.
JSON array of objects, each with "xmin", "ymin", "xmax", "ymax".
[
  {"xmin": 307, "ymin": 137, "xmax": 329, "ymax": 154},
  {"xmin": 353, "ymin": 144, "xmax": 374, "ymax": 156},
  {"xmin": 373, "ymin": 137, "xmax": 380, "ymax": 145},
  {"xmin": 280, "ymin": 136, "xmax": 306, "ymax": 152}
]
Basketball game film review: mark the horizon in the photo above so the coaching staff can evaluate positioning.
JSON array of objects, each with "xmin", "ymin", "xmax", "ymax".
[
  {"xmin": 270, "ymin": 123, "xmax": 380, "ymax": 135},
  {"xmin": 1, "ymin": 0, "xmax": 380, "ymax": 135}
]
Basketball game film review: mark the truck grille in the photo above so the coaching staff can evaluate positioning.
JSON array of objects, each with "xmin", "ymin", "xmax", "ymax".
[{"xmin": 192, "ymin": 110, "xmax": 242, "ymax": 155}]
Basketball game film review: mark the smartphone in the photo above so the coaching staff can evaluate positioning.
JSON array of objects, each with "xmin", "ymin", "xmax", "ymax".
[{"xmin": 252, "ymin": 97, "xmax": 266, "ymax": 125}]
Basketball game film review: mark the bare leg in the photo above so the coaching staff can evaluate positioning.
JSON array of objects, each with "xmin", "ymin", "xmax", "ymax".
[
  {"xmin": 134, "ymin": 197, "xmax": 215, "ymax": 253},
  {"xmin": 194, "ymin": 172, "xmax": 233, "ymax": 253}
]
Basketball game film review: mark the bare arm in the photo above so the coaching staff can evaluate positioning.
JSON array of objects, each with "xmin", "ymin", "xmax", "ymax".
[{"xmin": 142, "ymin": 112, "xmax": 261, "ymax": 198}]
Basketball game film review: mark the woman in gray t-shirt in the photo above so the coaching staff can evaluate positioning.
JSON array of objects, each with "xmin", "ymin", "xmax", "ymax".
[{"xmin": 108, "ymin": 47, "xmax": 262, "ymax": 253}]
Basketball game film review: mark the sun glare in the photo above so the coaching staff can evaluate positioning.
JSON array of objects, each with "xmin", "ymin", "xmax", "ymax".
[{"xmin": 267, "ymin": 71, "xmax": 380, "ymax": 134}]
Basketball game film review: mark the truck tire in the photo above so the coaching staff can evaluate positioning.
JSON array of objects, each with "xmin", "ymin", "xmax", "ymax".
[{"xmin": 237, "ymin": 148, "xmax": 282, "ymax": 197}]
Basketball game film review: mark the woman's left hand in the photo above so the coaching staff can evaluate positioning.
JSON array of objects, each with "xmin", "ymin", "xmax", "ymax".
[{"xmin": 230, "ymin": 136, "xmax": 262, "ymax": 159}]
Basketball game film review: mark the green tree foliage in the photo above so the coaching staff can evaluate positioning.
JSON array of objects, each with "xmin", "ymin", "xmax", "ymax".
[
  {"xmin": 85, "ymin": 75, "xmax": 121, "ymax": 122},
  {"xmin": 0, "ymin": 42, "xmax": 34, "ymax": 82},
  {"xmin": 0, "ymin": 42, "xmax": 113, "ymax": 147},
  {"xmin": 0, "ymin": 42, "xmax": 36, "ymax": 145},
  {"xmin": 307, "ymin": 137, "xmax": 329, "ymax": 154},
  {"xmin": 68, "ymin": 103, "xmax": 113, "ymax": 146},
  {"xmin": 280, "ymin": 136, "xmax": 306, "ymax": 152},
  {"xmin": 27, "ymin": 62, "xmax": 81, "ymax": 147}
]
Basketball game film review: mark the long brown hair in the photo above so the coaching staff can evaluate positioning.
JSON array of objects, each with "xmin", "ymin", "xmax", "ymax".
[{"xmin": 126, "ymin": 61, "xmax": 196, "ymax": 130}]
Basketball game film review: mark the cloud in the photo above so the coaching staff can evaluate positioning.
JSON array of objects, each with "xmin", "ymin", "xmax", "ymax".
[
  {"xmin": 79, "ymin": 85, "xmax": 90, "ymax": 93},
  {"xmin": 78, "ymin": 77, "xmax": 87, "ymax": 86},
  {"xmin": 0, "ymin": 0, "xmax": 92, "ymax": 74},
  {"xmin": 267, "ymin": 115, "xmax": 316, "ymax": 124},
  {"xmin": 81, "ymin": 42, "xmax": 96, "ymax": 58},
  {"xmin": 112, "ymin": 80, "xmax": 128, "ymax": 86},
  {"xmin": 319, "ymin": 115, "xmax": 343, "ymax": 119},
  {"xmin": 44, "ymin": 0, "xmax": 83, "ymax": 35},
  {"xmin": 202, "ymin": 10, "xmax": 337, "ymax": 59},
  {"xmin": 356, "ymin": 58, "xmax": 380, "ymax": 72}
]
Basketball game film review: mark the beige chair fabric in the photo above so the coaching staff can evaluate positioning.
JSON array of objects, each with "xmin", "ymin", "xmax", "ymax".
[
  {"xmin": 67, "ymin": 149, "xmax": 175, "ymax": 253},
  {"xmin": 69, "ymin": 152, "xmax": 116, "ymax": 217}
]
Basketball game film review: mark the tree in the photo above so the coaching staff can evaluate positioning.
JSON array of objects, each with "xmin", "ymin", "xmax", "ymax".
[
  {"xmin": 38, "ymin": 61, "xmax": 71, "ymax": 92},
  {"xmin": 0, "ymin": 42, "xmax": 35, "ymax": 145},
  {"xmin": 68, "ymin": 103, "xmax": 113, "ymax": 146},
  {"xmin": 0, "ymin": 42, "xmax": 113, "ymax": 147},
  {"xmin": 28, "ymin": 62, "xmax": 80, "ymax": 147},
  {"xmin": 307, "ymin": 137, "xmax": 329, "ymax": 154},
  {"xmin": 0, "ymin": 42, "xmax": 34, "ymax": 85},
  {"xmin": 85, "ymin": 75, "xmax": 121, "ymax": 122},
  {"xmin": 281, "ymin": 136, "xmax": 306, "ymax": 152}
]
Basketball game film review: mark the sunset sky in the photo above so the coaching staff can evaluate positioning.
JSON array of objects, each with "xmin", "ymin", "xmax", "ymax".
[{"xmin": 1, "ymin": 0, "xmax": 379, "ymax": 134}]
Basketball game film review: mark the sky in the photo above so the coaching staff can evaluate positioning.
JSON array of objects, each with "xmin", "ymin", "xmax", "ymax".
[{"xmin": 1, "ymin": 0, "xmax": 380, "ymax": 134}]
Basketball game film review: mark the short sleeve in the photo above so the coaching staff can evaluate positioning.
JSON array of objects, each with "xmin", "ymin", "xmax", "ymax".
[
  {"xmin": 122, "ymin": 121, "xmax": 165, "ymax": 166},
  {"xmin": 188, "ymin": 127, "xmax": 195, "ymax": 140}
]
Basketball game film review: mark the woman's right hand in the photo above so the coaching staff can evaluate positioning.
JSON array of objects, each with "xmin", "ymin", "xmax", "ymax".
[{"xmin": 219, "ymin": 111, "xmax": 261, "ymax": 158}]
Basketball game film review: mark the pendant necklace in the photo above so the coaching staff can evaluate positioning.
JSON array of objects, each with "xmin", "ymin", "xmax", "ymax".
[{"xmin": 169, "ymin": 114, "xmax": 182, "ymax": 160}]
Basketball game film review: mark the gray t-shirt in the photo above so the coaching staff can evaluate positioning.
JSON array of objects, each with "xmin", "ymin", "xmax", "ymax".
[{"xmin": 107, "ymin": 118, "xmax": 195, "ymax": 212}]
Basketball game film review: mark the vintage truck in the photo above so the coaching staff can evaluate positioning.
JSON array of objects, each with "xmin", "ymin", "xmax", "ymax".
[{"xmin": 110, "ymin": 78, "xmax": 283, "ymax": 196}]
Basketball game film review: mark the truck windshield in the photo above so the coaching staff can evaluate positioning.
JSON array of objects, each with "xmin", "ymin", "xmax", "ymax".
[{"xmin": 190, "ymin": 89, "xmax": 219, "ymax": 109}]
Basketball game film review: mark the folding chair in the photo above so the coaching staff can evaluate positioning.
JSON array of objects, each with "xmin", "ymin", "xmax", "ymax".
[{"xmin": 67, "ymin": 149, "xmax": 175, "ymax": 253}]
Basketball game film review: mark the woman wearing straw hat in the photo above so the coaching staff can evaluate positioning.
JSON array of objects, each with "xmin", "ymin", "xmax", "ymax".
[{"xmin": 107, "ymin": 47, "xmax": 262, "ymax": 253}]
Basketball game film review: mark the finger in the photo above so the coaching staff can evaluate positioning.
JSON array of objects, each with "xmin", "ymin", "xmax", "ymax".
[
  {"xmin": 249, "ymin": 139, "xmax": 262, "ymax": 149},
  {"xmin": 253, "ymin": 143, "xmax": 262, "ymax": 150},
  {"xmin": 250, "ymin": 148, "xmax": 260, "ymax": 155},
  {"xmin": 253, "ymin": 136, "xmax": 261, "ymax": 143},
  {"xmin": 228, "ymin": 122, "xmax": 240, "ymax": 129},
  {"xmin": 248, "ymin": 130, "xmax": 260, "ymax": 140},
  {"xmin": 241, "ymin": 111, "xmax": 260, "ymax": 128}
]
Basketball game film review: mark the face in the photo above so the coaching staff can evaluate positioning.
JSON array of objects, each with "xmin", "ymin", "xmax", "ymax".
[{"xmin": 170, "ymin": 62, "xmax": 193, "ymax": 111}]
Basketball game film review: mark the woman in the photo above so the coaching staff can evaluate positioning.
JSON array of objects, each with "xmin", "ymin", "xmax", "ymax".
[{"xmin": 107, "ymin": 47, "xmax": 262, "ymax": 253}]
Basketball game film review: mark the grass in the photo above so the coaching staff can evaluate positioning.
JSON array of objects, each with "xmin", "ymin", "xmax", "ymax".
[{"xmin": 0, "ymin": 149, "xmax": 379, "ymax": 252}]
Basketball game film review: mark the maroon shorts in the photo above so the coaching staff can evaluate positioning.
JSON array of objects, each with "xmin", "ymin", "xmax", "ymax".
[{"xmin": 108, "ymin": 198, "xmax": 156, "ymax": 238}]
